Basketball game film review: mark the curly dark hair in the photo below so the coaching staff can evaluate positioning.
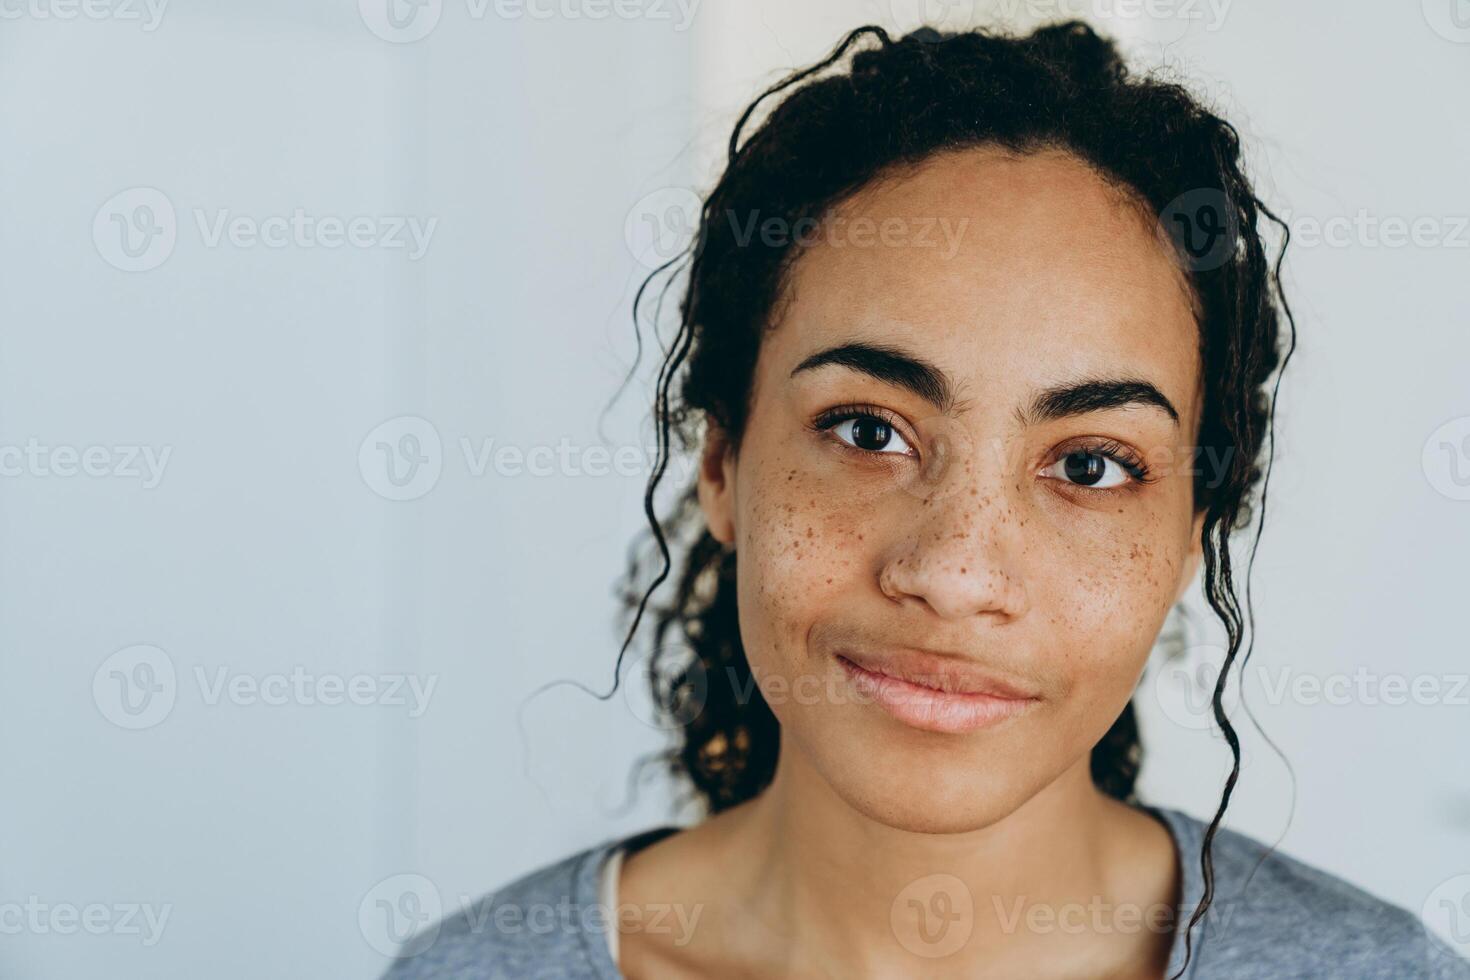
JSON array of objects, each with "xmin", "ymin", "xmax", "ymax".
[{"xmin": 605, "ymin": 20, "xmax": 1295, "ymax": 978}]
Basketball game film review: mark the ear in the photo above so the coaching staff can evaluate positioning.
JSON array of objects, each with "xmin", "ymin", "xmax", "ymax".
[
  {"xmin": 1173, "ymin": 510, "xmax": 1207, "ymax": 605},
  {"xmin": 695, "ymin": 414, "xmax": 738, "ymax": 548}
]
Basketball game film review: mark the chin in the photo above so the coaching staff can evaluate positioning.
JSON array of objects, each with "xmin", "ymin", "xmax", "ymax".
[
  {"xmin": 854, "ymin": 794, "xmax": 1020, "ymax": 835},
  {"xmin": 797, "ymin": 713, "xmax": 1055, "ymax": 835}
]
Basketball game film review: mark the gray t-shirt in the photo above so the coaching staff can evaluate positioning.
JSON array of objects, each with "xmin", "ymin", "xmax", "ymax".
[{"xmin": 381, "ymin": 804, "xmax": 1470, "ymax": 978}]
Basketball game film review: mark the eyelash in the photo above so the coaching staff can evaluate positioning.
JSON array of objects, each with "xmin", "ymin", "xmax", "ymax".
[
  {"xmin": 1051, "ymin": 437, "xmax": 1157, "ymax": 493},
  {"xmin": 808, "ymin": 405, "xmax": 1157, "ymax": 491},
  {"xmin": 809, "ymin": 403, "xmax": 916, "ymax": 458}
]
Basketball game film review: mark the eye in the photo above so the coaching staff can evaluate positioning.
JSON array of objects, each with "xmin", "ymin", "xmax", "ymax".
[
  {"xmin": 1040, "ymin": 445, "xmax": 1149, "ymax": 490},
  {"xmin": 814, "ymin": 406, "xmax": 917, "ymax": 457}
]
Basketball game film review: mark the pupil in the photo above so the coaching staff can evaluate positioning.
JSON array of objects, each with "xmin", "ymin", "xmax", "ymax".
[
  {"xmin": 1064, "ymin": 451, "xmax": 1104, "ymax": 486},
  {"xmin": 852, "ymin": 418, "xmax": 891, "ymax": 451}
]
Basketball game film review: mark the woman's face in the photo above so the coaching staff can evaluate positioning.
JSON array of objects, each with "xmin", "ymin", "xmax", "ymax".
[{"xmin": 697, "ymin": 146, "xmax": 1206, "ymax": 833}]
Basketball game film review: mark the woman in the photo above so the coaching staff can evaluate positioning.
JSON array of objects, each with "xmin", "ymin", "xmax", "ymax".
[{"xmin": 388, "ymin": 21, "xmax": 1469, "ymax": 979}]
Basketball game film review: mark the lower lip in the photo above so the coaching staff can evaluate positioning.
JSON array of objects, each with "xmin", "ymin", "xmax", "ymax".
[{"xmin": 837, "ymin": 656, "xmax": 1038, "ymax": 734}]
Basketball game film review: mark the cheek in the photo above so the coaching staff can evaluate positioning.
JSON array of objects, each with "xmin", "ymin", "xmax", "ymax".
[
  {"xmin": 1028, "ymin": 492, "xmax": 1192, "ymax": 696},
  {"xmin": 733, "ymin": 457, "xmax": 875, "ymax": 676}
]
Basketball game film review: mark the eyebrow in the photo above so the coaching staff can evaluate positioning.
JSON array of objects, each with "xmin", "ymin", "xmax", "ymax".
[
  {"xmin": 788, "ymin": 340, "xmax": 1180, "ymax": 426},
  {"xmin": 790, "ymin": 342, "xmax": 957, "ymax": 413}
]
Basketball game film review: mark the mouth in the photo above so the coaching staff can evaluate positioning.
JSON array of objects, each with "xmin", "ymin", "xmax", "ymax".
[{"xmin": 835, "ymin": 650, "xmax": 1040, "ymax": 735}]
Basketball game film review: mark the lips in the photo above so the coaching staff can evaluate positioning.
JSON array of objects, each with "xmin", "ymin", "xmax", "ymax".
[{"xmin": 834, "ymin": 647, "xmax": 1040, "ymax": 735}]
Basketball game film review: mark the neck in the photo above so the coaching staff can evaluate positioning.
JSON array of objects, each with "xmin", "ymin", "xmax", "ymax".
[{"xmin": 705, "ymin": 746, "xmax": 1177, "ymax": 978}]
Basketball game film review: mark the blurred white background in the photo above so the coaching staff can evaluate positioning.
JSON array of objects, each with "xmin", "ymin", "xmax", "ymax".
[{"xmin": 1, "ymin": 1, "xmax": 1467, "ymax": 977}]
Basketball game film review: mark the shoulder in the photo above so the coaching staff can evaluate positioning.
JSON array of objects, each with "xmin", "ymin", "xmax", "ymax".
[
  {"xmin": 375, "ymin": 835, "xmax": 627, "ymax": 980},
  {"xmin": 1157, "ymin": 807, "xmax": 1470, "ymax": 979}
]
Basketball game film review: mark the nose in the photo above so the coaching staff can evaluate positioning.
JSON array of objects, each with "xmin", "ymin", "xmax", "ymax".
[{"xmin": 877, "ymin": 490, "xmax": 1030, "ymax": 622}]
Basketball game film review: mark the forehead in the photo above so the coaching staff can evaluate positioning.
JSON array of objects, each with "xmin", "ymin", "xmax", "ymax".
[{"xmin": 768, "ymin": 146, "xmax": 1201, "ymax": 415}]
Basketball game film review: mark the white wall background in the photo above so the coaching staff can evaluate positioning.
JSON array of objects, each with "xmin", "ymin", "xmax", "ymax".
[{"xmin": 0, "ymin": 1, "xmax": 1465, "ymax": 977}]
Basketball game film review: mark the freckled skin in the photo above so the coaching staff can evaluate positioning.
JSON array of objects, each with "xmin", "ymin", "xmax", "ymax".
[{"xmin": 698, "ymin": 146, "xmax": 1206, "ymax": 834}]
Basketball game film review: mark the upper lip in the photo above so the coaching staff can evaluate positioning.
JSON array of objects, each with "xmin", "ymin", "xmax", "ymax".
[{"xmin": 836, "ymin": 646, "xmax": 1042, "ymax": 700}]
